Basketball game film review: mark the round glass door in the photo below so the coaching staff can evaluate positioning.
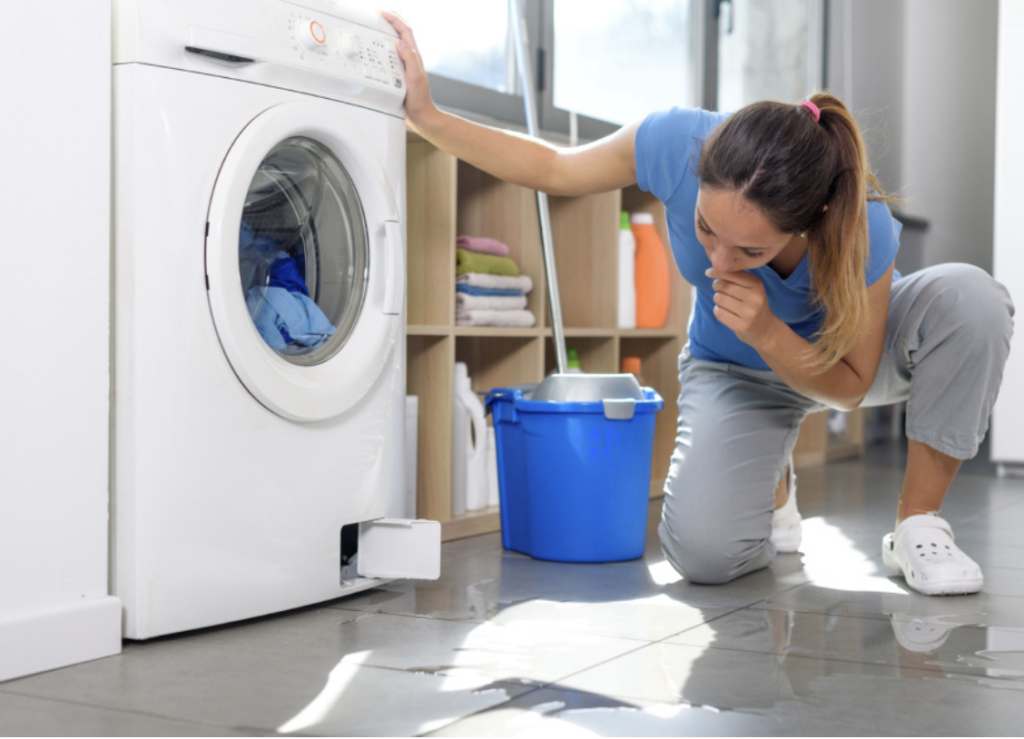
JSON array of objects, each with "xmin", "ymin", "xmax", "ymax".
[{"xmin": 238, "ymin": 137, "xmax": 368, "ymax": 366}]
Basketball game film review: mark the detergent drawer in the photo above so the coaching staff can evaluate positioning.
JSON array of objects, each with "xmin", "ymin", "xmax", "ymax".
[{"xmin": 357, "ymin": 519, "xmax": 441, "ymax": 580}]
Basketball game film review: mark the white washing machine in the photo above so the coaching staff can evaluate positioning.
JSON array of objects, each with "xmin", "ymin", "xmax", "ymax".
[{"xmin": 111, "ymin": 0, "xmax": 438, "ymax": 640}]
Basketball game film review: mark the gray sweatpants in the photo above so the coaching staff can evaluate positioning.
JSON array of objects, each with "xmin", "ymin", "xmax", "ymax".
[{"xmin": 659, "ymin": 263, "xmax": 1015, "ymax": 585}]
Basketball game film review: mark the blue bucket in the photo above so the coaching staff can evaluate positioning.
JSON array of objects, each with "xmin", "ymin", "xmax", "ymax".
[{"xmin": 486, "ymin": 386, "xmax": 663, "ymax": 563}]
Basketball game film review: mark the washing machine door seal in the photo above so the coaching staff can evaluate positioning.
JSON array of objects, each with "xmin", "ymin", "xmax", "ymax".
[{"xmin": 206, "ymin": 100, "xmax": 405, "ymax": 422}]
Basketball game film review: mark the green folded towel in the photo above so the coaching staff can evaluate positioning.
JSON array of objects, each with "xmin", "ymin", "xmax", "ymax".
[{"xmin": 455, "ymin": 248, "xmax": 520, "ymax": 277}]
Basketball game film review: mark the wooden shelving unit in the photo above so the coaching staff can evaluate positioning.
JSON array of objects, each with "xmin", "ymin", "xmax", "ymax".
[{"xmin": 406, "ymin": 132, "xmax": 861, "ymax": 542}]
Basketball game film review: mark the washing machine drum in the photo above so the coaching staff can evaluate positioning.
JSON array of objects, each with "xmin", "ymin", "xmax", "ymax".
[{"xmin": 239, "ymin": 137, "xmax": 367, "ymax": 365}]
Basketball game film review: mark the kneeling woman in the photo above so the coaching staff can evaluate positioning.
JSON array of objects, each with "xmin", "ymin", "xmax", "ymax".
[{"xmin": 383, "ymin": 13, "xmax": 1014, "ymax": 596}]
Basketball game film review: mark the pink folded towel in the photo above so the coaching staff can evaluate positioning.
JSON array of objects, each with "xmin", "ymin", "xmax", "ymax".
[{"xmin": 456, "ymin": 235, "xmax": 511, "ymax": 257}]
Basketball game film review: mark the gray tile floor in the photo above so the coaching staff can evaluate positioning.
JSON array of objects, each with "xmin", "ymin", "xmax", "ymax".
[{"xmin": 4, "ymin": 441, "xmax": 1024, "ymax": 736}]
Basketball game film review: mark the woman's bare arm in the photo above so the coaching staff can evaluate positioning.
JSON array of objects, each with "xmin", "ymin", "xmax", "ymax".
[
  {"xmin": 709, "ymin": 262, "xmax": 894, "ymax": 411},
  {"xmin": 757, "ymin": 264, "xmax": 894, "ymax": 410},
  {"xmin": 382, "ymin": 11, "xmax": 638, "ymax": 197}
]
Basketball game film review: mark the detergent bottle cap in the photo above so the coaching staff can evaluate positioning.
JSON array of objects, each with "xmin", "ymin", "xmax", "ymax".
[
  {"xmin": 630, "ymin": 212, "xmax": 655, "ymax": 225},
  {"xmin": 620, "ymin": 211, "xmax": 631, "ymax": 230},
  {"xmin": 621, "ymin": 356, "xmax": 642, "ymax": 375}
]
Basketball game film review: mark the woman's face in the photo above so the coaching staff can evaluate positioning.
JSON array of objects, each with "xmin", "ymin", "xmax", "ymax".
[{"xmin": 694, "ymin": 187, "xmax": 797, "ymax": 273}]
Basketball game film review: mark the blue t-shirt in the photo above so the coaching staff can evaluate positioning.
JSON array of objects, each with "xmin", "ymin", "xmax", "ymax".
[{"xmin": 634, "ymin": 107, "xmax": 902, "ymax": 371}]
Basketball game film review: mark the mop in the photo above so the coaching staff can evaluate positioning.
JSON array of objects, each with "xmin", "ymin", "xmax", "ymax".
[{"xmin": 509, "ymin": 0, "xmax": 643, "ymax": 404}]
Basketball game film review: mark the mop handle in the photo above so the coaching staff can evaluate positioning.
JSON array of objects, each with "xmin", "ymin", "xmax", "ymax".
[{"xmin": 511, "ymin": 0, "xmax": 568, "ymax": 375}]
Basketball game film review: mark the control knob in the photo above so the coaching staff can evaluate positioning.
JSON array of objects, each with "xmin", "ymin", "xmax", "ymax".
[
  {"xmin": 338, "ymin": 32, "xmax": 362, "ymax": 60},
  {"xmin": 296, "ymin": 19, "xmax": 327, "ymax": 52}
]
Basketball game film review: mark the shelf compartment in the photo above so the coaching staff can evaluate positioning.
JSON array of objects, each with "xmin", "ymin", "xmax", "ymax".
[
  {"xmin": 827, "ymin": 409, "xmax": 866, "ymax": 462},
  {"xmin": 455, "ymin": 335, "xmax": 545, "ymax": 395},
  {"xmin": 456, "ymin": 162, "xmax": 546, "ymax": 329},
  {"xmin": 544, "ymin": 335, "xmax": 617, "ymax": 376},
  {"xmin": 548, "ymin": 190, "xmax": 621, "ymax": 329},
  {"xmin": 407, "ymin": 141, "xmax": 457, "ymax": 327},
  {"xmin": 407, "ymin": 334, "xmax": 455, "ymax": 522},
  {"xmin": 621, "ymin": 186, "xmax": 691, "ymax": 333}
]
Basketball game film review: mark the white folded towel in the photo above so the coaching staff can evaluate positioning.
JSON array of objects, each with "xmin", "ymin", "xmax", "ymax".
[
  {"xmin": 456, "ymin": 273, "xmax": 534, "ymax": 293},
  {"xmin": 456, "ymin": 293, "xmax": 528, "ymax": 312},
  {"xmin": 456, "ymin": 309, "xmax": 536, "ymax": 328}
]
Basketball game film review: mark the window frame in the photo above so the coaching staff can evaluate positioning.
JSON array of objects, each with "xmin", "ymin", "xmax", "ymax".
[{"xmin": 420, "ymin": 0, "xmax": 826, "ymax": 141}]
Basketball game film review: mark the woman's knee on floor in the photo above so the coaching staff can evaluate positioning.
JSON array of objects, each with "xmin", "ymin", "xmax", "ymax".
[{"xmin": 659, "ymin": 515, "xmax": 770, "ymax": 585}]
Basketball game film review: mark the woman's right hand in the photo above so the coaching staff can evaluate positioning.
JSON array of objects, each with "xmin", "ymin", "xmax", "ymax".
[{"xmin": 380, "ymin": 11, "xmax": 436, "ymax": 131}]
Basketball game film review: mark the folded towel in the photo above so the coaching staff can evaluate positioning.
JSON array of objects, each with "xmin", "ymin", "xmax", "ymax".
[
  {"xmin": 456, "ymin": 235, "xmax": 511, "ymax": 257},
  {"xmin": 456, "ymin": 293, "xmax": 528, "ymax": 312},
  {"xmin": 456, "ymin": 284, "xmax": 523, "ymax": 297},
  {"xmin": 456, "ymin": 248, "xmax": 520, "ymax": 277},
  {"xmin": 456, "ymin": 309, "xmax": 536, "ymax": 328},
  {"xmin": 457, "ymin": 272, "xmax": 534, "ymax": 293}
]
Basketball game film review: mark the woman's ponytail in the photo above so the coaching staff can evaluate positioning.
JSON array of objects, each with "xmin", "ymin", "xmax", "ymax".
[{"xmin": 805, "ymin": 92, "xmax": 872, "ymax": 371}]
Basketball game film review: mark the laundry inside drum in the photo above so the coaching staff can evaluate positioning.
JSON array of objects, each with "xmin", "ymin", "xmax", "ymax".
[{"xmin": 238, "ymin": 136, "xmax": 369, "ymax": 366}]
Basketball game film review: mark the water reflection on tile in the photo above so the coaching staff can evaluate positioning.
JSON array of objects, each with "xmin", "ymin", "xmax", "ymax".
[
  {"xmin": 485, "ymin": 596, "xmax": 731, "ymax": 643},
  {"xmin": 319, "ymin": 611, "xmax": 644, "ymax": 686},
  {"xmin": 334, "ymin": 541, "xmax": 813, "ymax": 629},
  {"xmin": 666, "ymin": 606, "xmax": 1024, "ymax": 683},
  {"xmin": 758, "ymin": 579, "xmax": 1024, "ymax": 629},
  {"xmin": 426, "ymin": 685, "xmax": 845, "ymax": 737},
  {"xmin": 554, "ymin": 640, "xmax": 1024, "ymax": 735}
]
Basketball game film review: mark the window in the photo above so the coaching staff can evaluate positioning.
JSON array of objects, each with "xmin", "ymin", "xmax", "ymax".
[
  {"xmin": 385, "ymin": 0, "xmax": 529, "ymax": 126},
  {"xmin": 385, "ymin": 0, "xmax": 515, "ymax": 94},
  {"xmin": 550, "ymin": 0, "xmax": 698, "ymax": 128},
  {"xmin": 388, "ymin": 0, "xmax": 825, "ymax": 139}
]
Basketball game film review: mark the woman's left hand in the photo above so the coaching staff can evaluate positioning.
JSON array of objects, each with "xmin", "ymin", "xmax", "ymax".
[{"xmin": 706, "ymin": 268, "xmax": 781, "ymax": 349}]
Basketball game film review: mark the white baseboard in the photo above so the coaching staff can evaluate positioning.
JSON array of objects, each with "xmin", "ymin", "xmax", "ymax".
[{"xmin": 0, "ymin": 596, "xmax": 122, "ymax": 683}]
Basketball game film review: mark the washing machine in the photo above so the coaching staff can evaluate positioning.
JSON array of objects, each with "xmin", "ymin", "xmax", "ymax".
[{"xmin": 111, "ymin": 0, "xmax": 438, "ymax": 640}]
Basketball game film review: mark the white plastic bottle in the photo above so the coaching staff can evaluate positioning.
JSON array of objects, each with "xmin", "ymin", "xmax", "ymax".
[
  {"xmin": 453, "ymin": 362, "xmax": 489, "ymax": 512},
  {"xmin": 617, "ymin": 211, "xmax": 637, "ymax": 329}
]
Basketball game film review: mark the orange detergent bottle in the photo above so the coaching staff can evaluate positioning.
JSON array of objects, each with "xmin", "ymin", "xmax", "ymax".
[{"xmin": 631, "ymin": 213, "xmax": 671, "ymax": 328}]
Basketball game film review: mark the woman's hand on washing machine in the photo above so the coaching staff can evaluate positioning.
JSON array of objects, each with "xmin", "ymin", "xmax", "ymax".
[{"xmin": 381, "ymin": 12, "xmax": 437, "ymax": 131}]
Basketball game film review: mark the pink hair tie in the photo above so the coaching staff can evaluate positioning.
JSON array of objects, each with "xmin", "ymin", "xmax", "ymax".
[{"xmin": 801, "ymin": 100, "xmax": 821, "ymax": 123}]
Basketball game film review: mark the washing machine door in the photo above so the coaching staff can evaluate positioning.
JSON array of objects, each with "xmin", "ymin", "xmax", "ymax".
[{"xmin": 206, "ymin": 101, "xmax": 404, "ymax": 422}]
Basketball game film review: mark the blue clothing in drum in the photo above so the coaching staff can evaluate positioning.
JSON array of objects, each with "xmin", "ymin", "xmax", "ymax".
[{"xmin": 634, "ymin": 107, "xmax": 903, "ymax": 371}]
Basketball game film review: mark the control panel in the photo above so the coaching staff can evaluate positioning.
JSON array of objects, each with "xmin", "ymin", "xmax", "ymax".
[{"xmin": 271, "ymin": 2, "xmax": 405, "ymax": 96}]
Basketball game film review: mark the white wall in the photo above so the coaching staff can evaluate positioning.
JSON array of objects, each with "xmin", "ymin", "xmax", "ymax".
[
  {"xmin": 827, "ymin": 0, "xmax": 999, "ymax": 272},
  {"xmin": 901, "ymin": 0, "xmax": 999, "ymax": 272},
  {"xmin": 991, "ymin": 0, "xmax": 1024, "ymax": 464},
  {"xmin": 0, "ymin": 1, "xmax": 121, "ymax": 680},
  {"xmin": 826, "ymin": 0, "xmax": 906, "ymax": 195}
]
